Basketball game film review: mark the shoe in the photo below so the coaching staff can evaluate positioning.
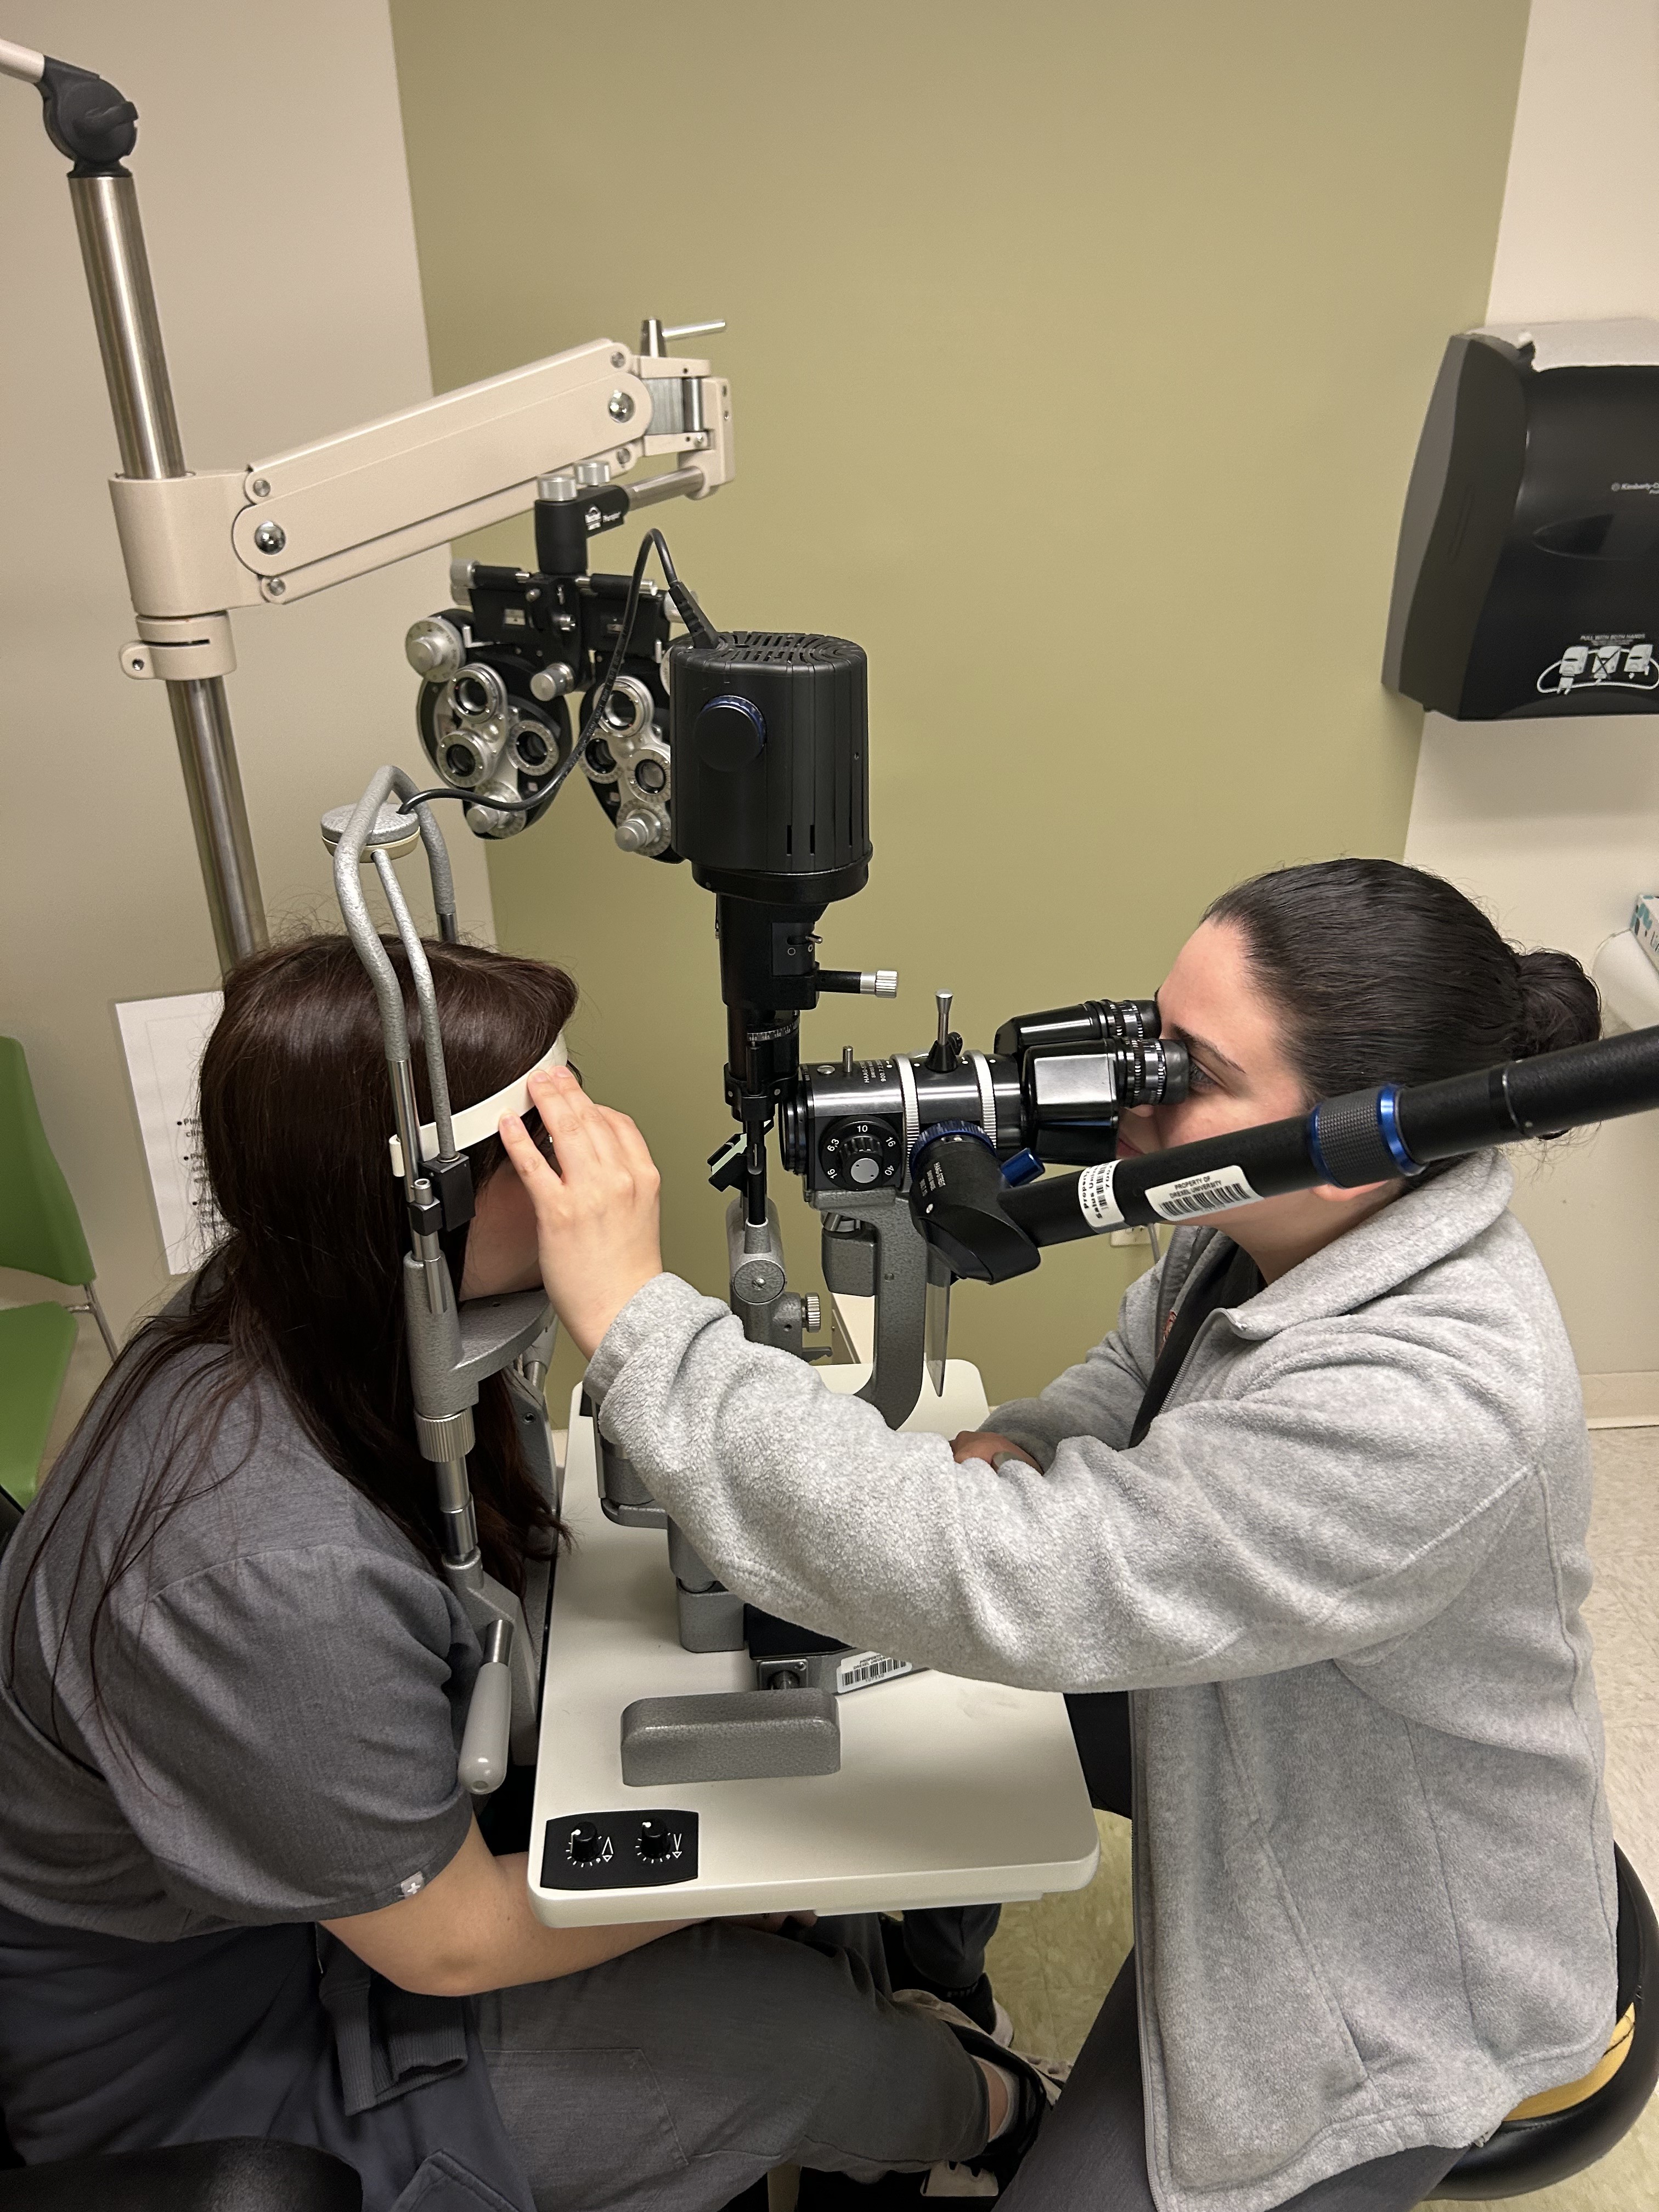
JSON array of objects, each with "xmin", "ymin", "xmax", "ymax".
[
  {"xmin": 889, "ymin": 1990, "xmax": 1068, "ymax": 2197},
  {"xmin": 920, "ymin": 2164, "xmax": 1000, "ymax": 2198}
]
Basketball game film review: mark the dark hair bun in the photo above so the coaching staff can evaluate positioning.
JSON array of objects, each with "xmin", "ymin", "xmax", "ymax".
[
  {"xmin": 1513, "ymin": 947, "xmax": 1600, "ymax": 1059},
  {"xmin": 1203, "ymin": 859, "xmax": 1601, "ymax": 1117}
]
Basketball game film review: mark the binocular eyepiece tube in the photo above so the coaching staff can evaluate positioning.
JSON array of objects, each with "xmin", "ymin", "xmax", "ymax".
[
  {"xmin": 777, "ymin": 996, "xmax": 1189, "ymax": 1199},
  {"xmin": 911, "ymin": 1019, "xmax": 1659, "ymax": 1286}
]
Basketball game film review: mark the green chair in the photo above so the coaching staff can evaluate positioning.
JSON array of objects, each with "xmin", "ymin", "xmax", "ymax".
[{"xmin": 0, "ymin": 1036, "xmax": 116, "ymax": 1506}]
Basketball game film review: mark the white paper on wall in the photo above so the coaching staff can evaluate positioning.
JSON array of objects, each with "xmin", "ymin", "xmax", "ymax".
[{"xmin": 115, "ymin": 992, "xmax": 225, "ymax": 1276}]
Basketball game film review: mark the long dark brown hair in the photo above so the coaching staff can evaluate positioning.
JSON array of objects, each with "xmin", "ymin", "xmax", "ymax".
[{"xmin": 11, "ymin": 934, "xmax": 577, "ymax": 1726}]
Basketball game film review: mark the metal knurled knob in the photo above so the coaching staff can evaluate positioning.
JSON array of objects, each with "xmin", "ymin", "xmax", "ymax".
[{"xmin": 416, "ymin": 1408, "xmax": 476, "ymax": 1460}]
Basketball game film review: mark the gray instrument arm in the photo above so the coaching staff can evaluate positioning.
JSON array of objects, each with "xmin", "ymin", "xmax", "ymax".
[
  {"xmin": 331, "ymin": 763, "xmax": 460, "ymax": 1181},
  {"xmin": 416, "ymin": 808, "xmax": 460, "ymax": 945},
  {"xmin": 331, "ymin": 766, "xmax": 416, "ymax": 1054},
  {"xmin": 372, "ymin": 846, "xmax": 456, "ymax": 1164},
  {"xmin": 458, "ymin": 1620, "xmax": 515, "ymax": 1796}
]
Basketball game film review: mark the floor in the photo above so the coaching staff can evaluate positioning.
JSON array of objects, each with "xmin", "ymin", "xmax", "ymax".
[{"xmin": 981, "ymin": 1427, "xmax": 1659, "ymax": 2210}]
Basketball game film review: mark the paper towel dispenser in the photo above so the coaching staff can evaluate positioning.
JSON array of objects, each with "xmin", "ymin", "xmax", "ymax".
[{"xmin": 1384, "ymin": 318, "xmax": 1659, "ymax": 718}]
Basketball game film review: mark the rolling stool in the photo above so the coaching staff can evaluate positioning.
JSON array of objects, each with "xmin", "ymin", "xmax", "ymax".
[
  {"xmin": 1434, "ymin": 1844, "xmax": 1658, "ymax": 2198},
  {"xmin": 0, "ymin": 2135, "xmax": 360, "ymax": 2210}
]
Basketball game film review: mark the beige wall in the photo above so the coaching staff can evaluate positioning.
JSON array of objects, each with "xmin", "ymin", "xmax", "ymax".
[
  {"xmin": 391, "ymin": 0, "xmax": 1528, "ymax": 1409},
  {"xmin": 0, "ymin": 1, "xmax": 495, "ymax": 1446},
  {"xmin": 1404, "ymin": 0, "xmax": 1659, "ymax": 1410}
]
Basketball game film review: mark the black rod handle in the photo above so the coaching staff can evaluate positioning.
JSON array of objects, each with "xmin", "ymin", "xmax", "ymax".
[
  {"xmin": 1398, "ymin": 1023, "xmax": 1659, "ymax": 1160},
  {"xmin": 991, "ymin": 1023, "xmax": 1659, "ymax": 1260},
  {"xmin": 33, "ymin": 55, "xmax": 139, "ymax": 173}
]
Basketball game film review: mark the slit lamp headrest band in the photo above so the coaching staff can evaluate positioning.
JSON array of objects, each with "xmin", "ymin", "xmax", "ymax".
[{"xmin": 388, "ymin": 1032, "xmax": 569, "ymax": 1178}]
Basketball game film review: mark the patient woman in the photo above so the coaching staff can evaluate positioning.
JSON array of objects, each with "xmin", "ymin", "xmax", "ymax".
[
  {"xmin": 500, "ymin": 859, "xmax": 1619, "ymax": 2212},
  {"xmin": 0, "ymin": 938, "xmax": 1026, "ymax": 2212}
]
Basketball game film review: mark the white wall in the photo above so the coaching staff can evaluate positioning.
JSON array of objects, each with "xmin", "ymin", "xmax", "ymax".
[
  {"xmin": 1402, "ymin": 0, "xmax": 1659, "ymax": 1408},
  {"xmin": 0, "ymin": 1, "xmax": 495, "ymax": 1444}
]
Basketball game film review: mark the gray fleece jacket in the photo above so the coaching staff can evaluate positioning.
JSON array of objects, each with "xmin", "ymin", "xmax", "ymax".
[{"xmin": 586, "ymin": 1150, "xmax": 1618, "ymax": 2212}]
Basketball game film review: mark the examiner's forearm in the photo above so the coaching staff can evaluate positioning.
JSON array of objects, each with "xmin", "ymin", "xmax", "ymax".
[{"xmin": 325, "ymin": 1820, "xmax": 691, "ymax": 1996}]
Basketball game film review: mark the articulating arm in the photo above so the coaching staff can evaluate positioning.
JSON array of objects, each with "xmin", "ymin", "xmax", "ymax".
[
  {"xmin": 3, "ymin": 33, "xmax": 735, "ymax": 968},
  {"xmin": 106, "ymin": 334, "xmax": 732, "ymax": 680}
]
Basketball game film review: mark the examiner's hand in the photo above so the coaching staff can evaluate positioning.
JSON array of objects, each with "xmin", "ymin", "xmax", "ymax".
[
  {"xmin": 498, "ymin": 1065, "xmax": 664, "ymax": 1359},
  {"xmin": 950, "ymin": 1429, "xmax": 1040, "ymax": 1471}
]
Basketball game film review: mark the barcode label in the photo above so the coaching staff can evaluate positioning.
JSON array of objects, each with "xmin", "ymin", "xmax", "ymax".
[
  {"xmin": 837, "ymin": 1651, "xmax": 916, "ymax": 1694},
  {"xmin": 1077, "ymin": 1160, "xmax": 1124, "ymax": 1231},
  {"xmin": 1144, "ymin": 1166, "xmax": 1262, "ymax": 1220}
]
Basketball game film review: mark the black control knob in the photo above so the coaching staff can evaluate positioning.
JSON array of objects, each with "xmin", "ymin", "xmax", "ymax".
[
  {"xmin": 693, "ymin": 693, "xmax": 766, "ymax": 771},
  {"xmin": 636, "ymin": 1819, "xmax": 680, "ymax": 1864},
  {"xmin": 567, "ymin": 1825, "xmax": 605, "ymax": 1866}
]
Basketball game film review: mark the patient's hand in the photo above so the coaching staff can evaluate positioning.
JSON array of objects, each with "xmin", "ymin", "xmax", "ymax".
[{"xmin": 951, "ymin": 1430, "xmax": 1040, "ymax": 1470}]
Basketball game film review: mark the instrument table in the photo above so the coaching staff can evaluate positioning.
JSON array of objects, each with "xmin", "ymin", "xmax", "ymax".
[{"xmin": 528, "ymin": 1390, "xmax": 1099, "ymax": 1926}]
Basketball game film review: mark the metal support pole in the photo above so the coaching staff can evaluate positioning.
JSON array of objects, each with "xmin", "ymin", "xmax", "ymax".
[{"xmin": 69, "ymin": 171, "xmax": 266, "ymax": 971}]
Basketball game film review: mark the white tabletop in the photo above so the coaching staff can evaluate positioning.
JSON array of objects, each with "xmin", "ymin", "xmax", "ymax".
[{"xmin": 528, "ymin": 1389, "xmax": 1100, "ymax": 1927}]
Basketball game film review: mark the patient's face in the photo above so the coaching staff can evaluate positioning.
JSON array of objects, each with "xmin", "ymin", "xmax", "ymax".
[{"xmin": 459, "ymin": 1165, "xmax": 543, "ymax": 1300}]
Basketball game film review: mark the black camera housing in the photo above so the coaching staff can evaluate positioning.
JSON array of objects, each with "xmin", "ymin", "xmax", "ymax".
[{"xmin": 669, "ymin": 632, "xmax": 870, "ymax": 903}]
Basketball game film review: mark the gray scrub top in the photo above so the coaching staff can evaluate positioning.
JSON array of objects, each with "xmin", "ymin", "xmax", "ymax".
[{"xmin": 0, "ymin": 1345, "xmax": 533, "ymax": 2212}]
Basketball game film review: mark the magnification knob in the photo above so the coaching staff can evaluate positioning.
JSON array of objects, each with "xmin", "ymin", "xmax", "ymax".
[
  {"xmin": 693, "ymin": 693, "xmax": 765, "ymax": 771},
  {"xmin": 819, "ymin": 1118, "xmax": 900, "ymax": 1188},
  {"xmin": 842, "ymin": 1131, "xmax": 884, "ymax": 1186}
]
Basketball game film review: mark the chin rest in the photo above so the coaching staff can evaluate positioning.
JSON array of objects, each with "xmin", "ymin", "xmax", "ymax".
[
  {"xmin": 1433, "ymin": 1843, "xmax": 1658, "ymax": 2198},
  {"xmin": 0, "ymin": 2137, "xmax": 361, "ymax": 2210}
]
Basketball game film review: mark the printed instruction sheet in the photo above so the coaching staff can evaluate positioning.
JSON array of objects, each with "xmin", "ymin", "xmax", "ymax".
[{"xmin": 115, "ymin": 990, "xmax": 224, "ymax": 1274}]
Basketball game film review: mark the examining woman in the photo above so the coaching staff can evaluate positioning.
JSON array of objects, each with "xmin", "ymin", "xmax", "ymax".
[
  {"xmin": 500, "ymin": 859, "xmax": 1619, "ymax": 2212},
  {"xmin": 0, "ymin": 939, "xmax": 1032, "ymax": 2212}
]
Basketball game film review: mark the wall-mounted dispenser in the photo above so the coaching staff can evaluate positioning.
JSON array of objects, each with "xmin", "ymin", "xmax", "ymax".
[{"xmin": 1384, "ymin": 318, "xmax": 1659, "ymax": 719}]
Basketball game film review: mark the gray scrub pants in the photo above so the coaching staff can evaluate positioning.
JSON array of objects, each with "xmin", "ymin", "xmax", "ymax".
[
  {"xmin": 893, "ymin": 1905, "xmax": 1001, "ymax": 1993},
  {"xmin": 478, "ymin": 1912, "xmax": 986, "ymax": 2212}
]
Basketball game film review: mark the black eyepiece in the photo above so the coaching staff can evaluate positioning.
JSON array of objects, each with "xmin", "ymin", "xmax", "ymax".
[{"xmin": 993, "ymin": 996, "xmax": 1160, "ymax": 1061}]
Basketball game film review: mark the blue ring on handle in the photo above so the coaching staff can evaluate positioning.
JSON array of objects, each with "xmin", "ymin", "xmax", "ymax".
[
  {"xmin": 909, "ymin": 1120, "xmax": 997, "ymax": 1176},
  {"xmin": 1376, "ymin": 1085, "xmax": 1422, "ymax": 1176}
]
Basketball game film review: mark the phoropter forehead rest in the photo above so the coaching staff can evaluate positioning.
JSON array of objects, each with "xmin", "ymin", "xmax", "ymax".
[{"xmin": 388, "ymin": 1032, "xmax": 569, "ymax": 1178}]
